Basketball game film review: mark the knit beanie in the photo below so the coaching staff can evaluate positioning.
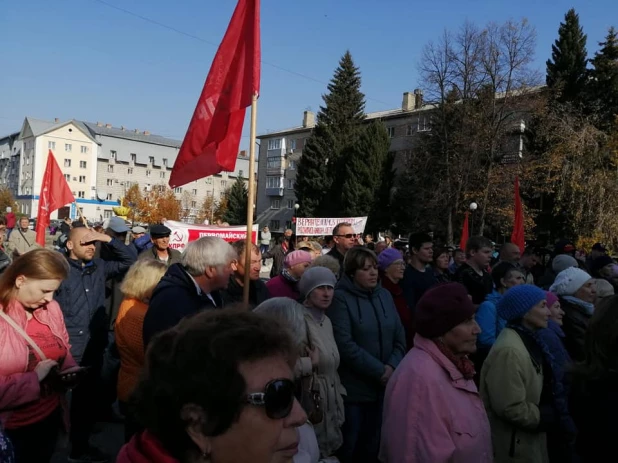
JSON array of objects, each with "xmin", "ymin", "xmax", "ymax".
[
  {"xmin": 552, "ymin": 255, "xmax": 578, "ymax": 274},
  {"xmin": 545, "ymin": 291, "xmax": 559, "ymax": 308},
  {"xmin": 284, "ymin": 250, "xmax": 312, "ymax": 269},
  {"xmin": 377, "ymin": 248, "xmax": 404, "ymax": 271},
  {"xmin": 299, "ymin": 267, "xmax": 337, "ymax": 297},
  {"xmin": 550, "ymin": 267, "xmax": 592, "ymax": 296},
  {"xmin": 416, "ymin": 283, "xmax": 476, "ymax": 338},
  {"xmin": 497, "ymin": 285, "xmax": 547, "ymax": 322},
  {"xmin": 592, "ymin": 255, "xmax": 614, "ymax": 275}
]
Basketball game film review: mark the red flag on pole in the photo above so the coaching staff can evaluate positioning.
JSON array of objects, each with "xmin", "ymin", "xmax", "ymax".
[
  {"xmin": 460, "ymin": 211, "xmax": 469, "ymax": 250},
  {"xmin": 169, "ymin": 0, "xmax": 260, "ymax": 188},
  {"xmin": 35, "ymin": 151, "xmax": 75, "ymax": 246},
  {"xmin": 511, "ymin": 175, "xmax": 525, "ymax": 252}
]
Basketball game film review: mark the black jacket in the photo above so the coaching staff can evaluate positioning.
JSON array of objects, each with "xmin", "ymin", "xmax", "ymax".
[
  {"xmin": 221, "ymin": 275, "xmax": 270, "ymax": 309},
  {"xmin": 327, "ymin": 247, "xmax": 345, "ymax": 279},
  {"xmin": 559, "ymin": 296, "xmax": 592, "ymax": 362},
  {"xmin": 142, "ymin": 264, "xmax": 223, "ymax": 347}
]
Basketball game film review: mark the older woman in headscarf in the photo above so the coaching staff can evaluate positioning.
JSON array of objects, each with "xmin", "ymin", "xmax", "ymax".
[
  {"xmin": 380, "ymin": 283, "xmax": 492, "ymax": 463},
  {"xmin": 550, "ymin": 267, "xmax": 596, "ymax": 361},
  {"xmin": 480, "ymin": 285, "xmax": 552, "ymax": 463}
]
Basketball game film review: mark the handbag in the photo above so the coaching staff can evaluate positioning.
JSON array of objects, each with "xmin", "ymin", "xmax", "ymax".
[{"xmin": 298, "ymin": 320, "xmax": 324, "ymax": 425}]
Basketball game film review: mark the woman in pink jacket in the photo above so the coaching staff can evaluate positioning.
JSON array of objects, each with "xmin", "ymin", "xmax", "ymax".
[
  {"xmin": 0, "ymin": 249, "xmax": 82, "ymax": 462},
  {"xmin": 380, "ymin": 283, "xmax": 493, "ymax": 463}
]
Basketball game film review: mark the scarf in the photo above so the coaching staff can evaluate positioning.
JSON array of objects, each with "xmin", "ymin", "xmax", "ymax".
[
  {"xmin": 561, "ymin": 295, "xmax": 595, "ymax": 315},
  {"xmin": 433, "ymin": 339, "xmax": 476, "ymax": 380}
]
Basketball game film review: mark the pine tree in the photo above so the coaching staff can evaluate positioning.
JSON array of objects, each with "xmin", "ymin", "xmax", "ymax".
[
  {"xmin": 366, "ymin": 151, "xmax": 395, "ymax": 234},
  {"xmin": 295, "ymin": 51, "xmax": 366, "ymax": 217},
  {"xmin": 340, "ymin": 121, "xmax": 390, "ymax": 217},
  {"xmin": 546, "ymin": 8, "xmax": 588, "ymax": 103},
  {"xmin": 222, "ymin": 177, "xmax": 249, "ymax": 225},
  {"xmin": 589, "ymin": 27, "xmax": 618, "ymax": 129}
]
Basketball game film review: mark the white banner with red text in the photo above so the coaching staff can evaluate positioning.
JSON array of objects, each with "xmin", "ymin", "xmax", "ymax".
[
  {"xmin": 164, "ymin": 220, "xmax": 259, "ymax": 252},
  {"xmin": 295, "ymin": 217, "xmax": 368, "ymax": 237}
]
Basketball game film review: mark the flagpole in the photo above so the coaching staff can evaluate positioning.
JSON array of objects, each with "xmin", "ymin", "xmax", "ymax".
[
  {"xmin": 243, "ymin": 94, "xmax": 258, "ymax": 306},
  {"xmin": 73, "ymin": 201, "xmax": 90, "ymax": 229}
]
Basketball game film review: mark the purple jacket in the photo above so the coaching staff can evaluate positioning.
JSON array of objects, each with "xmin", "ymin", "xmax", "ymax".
[
  {"xmin": 380, "ymin": 335, "xmax": 493, "ymax": 463},
  {"xmin": 265, "ymin": 275, "xmax": 300, "ymax": 300}
]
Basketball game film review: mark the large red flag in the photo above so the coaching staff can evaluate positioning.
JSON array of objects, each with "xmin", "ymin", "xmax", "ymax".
[
  {"xmin": 460, "ymin": 211, "xmax": 469, "ymax": 250},
  {"xmin": 511, "ymin": 175, "xmax": 525, "ymax": 252},
  {"xmin": 169, "ymin": 0, "xmax": 260, "ymax": 188},
  {"xmin": 35, "ymin": 151, "xmax": 75, "ymax": 246}
]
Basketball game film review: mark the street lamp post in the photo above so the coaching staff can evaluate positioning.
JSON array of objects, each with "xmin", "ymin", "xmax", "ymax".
[
  {"xmin": 294, "ymin": 203, "xmax": 300, "ymax": 245},
  {"xmin": 469, "ymin": 202, "xmax": 478, "ymax": 236}
]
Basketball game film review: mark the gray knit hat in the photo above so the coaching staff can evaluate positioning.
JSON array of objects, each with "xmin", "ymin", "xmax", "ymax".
[
  {"xmin": 299, "ymin": 267, "xmax": 337, "ymax": 298},
  {"xmin": 552, "ymin": 254, "xmax": 578, "ymax": 274}
]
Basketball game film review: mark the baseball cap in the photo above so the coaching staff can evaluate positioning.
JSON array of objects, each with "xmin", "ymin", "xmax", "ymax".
[{"xmin": 107, "ymin": 216, "xmax": 130, "ymax": 233}]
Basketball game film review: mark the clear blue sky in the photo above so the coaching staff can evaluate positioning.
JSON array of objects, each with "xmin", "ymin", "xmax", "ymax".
[{"xmin": 1, "ymin": 0, "xmax": 616, "ymax": 152}]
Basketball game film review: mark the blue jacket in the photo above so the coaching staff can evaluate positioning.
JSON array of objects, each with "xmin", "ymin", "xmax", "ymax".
[
  {"xmin": 55, "ymin": 238, "xmax": 136, "ymax": 364},
  {"xmin": 476, "ymin": 290, "xmax": 506, "ymax": 350},
  {"xmin": 130, "ymin": 234, "xmax": 153, "ymax": 255},
  {"xmin": 142, "ymin": 263, "xmax": 223, "ymax": 347},
  {"xmin": 329, "ymin": 275, "xmax": 406, "ymax": 403}
]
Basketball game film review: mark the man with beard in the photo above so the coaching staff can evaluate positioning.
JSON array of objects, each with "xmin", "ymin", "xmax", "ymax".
[{"xmin": 55, "ymin": 226, "xmax": 136, "ymax": 463}]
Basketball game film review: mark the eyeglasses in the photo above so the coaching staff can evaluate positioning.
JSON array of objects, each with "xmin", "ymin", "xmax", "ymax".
[
  {"xmin": 246, "ymin": 378, "xmax": 295, "ymax": 419},
  {"xmin": 335, "ymin": 234, "xmax": 357, "ymax": 239}
]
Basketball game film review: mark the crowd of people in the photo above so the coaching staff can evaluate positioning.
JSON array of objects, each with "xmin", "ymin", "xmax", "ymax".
[{"xmin": 0, "ymin": 215, "xmax": 617, "ymax": 463}]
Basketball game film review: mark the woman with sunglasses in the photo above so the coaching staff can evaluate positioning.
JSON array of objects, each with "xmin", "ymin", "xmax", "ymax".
[{"xmin": 117, "ymin": 309, "xmax": 308, "ymax": 463}]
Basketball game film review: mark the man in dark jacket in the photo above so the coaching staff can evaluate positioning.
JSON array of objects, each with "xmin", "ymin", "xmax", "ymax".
[
  {"xmin": 222, "ymin": 240, "xmax": 270, "ymax": 308},
  {"xmin": 55, "ymin": 226, "xmax": 136, "ymax": 463},
  {"xmin": 142, "ymin": 236, "xmax": 237, "ymax": 346},
  {"xmin": 327, "ymin": 222, "xmax": 358, "ymax": 279},
  {"xmin": 137, "ymin": 224, "xmax": 182, "ymax": 266}
]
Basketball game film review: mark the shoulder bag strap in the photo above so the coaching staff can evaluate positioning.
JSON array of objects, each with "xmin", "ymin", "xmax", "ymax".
[
  {"xmin": 17, "ymin": 228, "xmax": 32, "ymax": 248},
  {"xmin": 0, "ymin": 310, "xmax": 47, "ymax": 360}
]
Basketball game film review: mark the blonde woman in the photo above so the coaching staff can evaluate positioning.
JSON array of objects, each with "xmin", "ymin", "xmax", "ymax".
[{"xmin": 114, "ymin": 259, "xmax": 167, "ymax": 442}]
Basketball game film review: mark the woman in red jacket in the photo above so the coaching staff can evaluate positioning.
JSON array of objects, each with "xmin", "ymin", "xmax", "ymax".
[{"xmin": 0, "ymin": 249, "xmax": 82, "ymax": 462}]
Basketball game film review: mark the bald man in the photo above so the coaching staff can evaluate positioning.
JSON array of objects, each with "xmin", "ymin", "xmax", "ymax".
[
  {"xmin": 55, "ymin": 226, "xmax": 135, "ymax": 462},
  {"xmin": 499, "ymin": 243, "xmax": 521, "ymax": 265}
]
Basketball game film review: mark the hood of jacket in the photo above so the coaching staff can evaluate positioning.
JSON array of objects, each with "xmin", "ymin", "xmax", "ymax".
[
  {"xmin": 117, "ymin": 432, "xmax": 178, "ymax": 463},
  {"xmin": 337, "ymin": 274, "xmax": 383, "ymax": 299},
  {"xmin": 485, "ymin": 289, "xmax": 502, "ymax": 305}
]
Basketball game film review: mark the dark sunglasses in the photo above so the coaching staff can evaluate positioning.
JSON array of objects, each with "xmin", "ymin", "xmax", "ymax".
[
  {"xmin": 336, "ymin": 233, "xmax": 357, "ymax": 239},
  {"xmin": 246, "ymin": 378, "xmax": 295, "ymax": 419}
]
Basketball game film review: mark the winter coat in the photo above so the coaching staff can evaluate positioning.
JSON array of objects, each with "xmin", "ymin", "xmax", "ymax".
[
  {"xmin": 5, "ymin": 212, "xmax": 15, "ymax": 229},
  {"xmin": 117, "ymin": 431, "xmax": 179, "ymax": 463},
  {"xmin": 476, "ymin": 290, "xmax": 506, "ymax": 350},
  {"xmin": 266, "ymin": 274, "xmax": 300, "ymax": 300},
  {"xmin": 480, "ymin": 328, "xmax": 548, "ymax": 463},
  {"xmin": 380, "ymin": 334, "xmax": 493, "ymax": 463},
  {"xmin": 138, "ymin": 246, "xmax": 182, "ymax": 267},
  {"xmin": 381, "ymin": 275, "xmax": 414, "ymax": 351},
  {"xmin": 0, "ymin": 300, "xmax": 77, "ymax": 427},
  {"xmin": 130, "ymin": 234, "xmax": 153, "ymax": 255},
  {"xmin": 264, "ymin": 244, "xmax": 288, "ymax": 278},
  {"xmin": 559, "ymin": 296, "xmax": 592, "ymax": 362},
  {"xmin": 326, "ymin": 247, "xmax": 345, "ymax": 279},
  {"xmin": 221, "ymin": 275, "xmax": 270, "ymax": 308},
  {"xmin": 55, "ymin": 238, "xmax": 136, "ymax": 364},
  {"xmin": 302, "ymin": 309, "xmax": 346, "ymax": 457},
  {"xmin": 6, "ymin": 227, "xmax": 38, "ymax": 256},
  {"xmin": 142, "ymin": 264, "xmax": 223, "ymax": 347},
  {"xmin": 329, "ymin": 275, "xmax": 406, "ymax": 403}
]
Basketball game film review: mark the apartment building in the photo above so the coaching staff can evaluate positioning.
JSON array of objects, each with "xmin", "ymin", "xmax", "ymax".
[
  {"xmin": 256, "ymin": 89, "xmax": 431, "ymax": 233},
  {"xmin": 1, "ymin": 117, "xmax": 253, "ymax": 222}
]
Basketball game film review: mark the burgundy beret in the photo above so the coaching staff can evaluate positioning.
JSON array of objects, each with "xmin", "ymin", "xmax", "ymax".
[{"xmin": 415, "ymin": 282, "xmax": 476, "ymax": 338}]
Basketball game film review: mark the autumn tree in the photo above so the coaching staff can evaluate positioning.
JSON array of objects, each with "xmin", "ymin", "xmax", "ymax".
[
  {"xmin": 196, "ymin": 195, "xmax": 216, "ymax": 224},
  {"xmin": 0, "ymin": 187, "xmax": 19, "ymax": 217},
  {"xmin": 214, "ymin": 189, "xmax": 230, "ymax": 223},
  {"xmin": 180, "ymin": 190, "xmax": 195, "ymax": 221},
  {"xmin": 223, "ymin": 177, "xmax": 249, "ymax": 225},
  {"xmin": 138, "ymin": 184, "xmax": 181, "ymax": 224}
]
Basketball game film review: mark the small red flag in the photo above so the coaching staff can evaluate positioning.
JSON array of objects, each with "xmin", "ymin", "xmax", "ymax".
[
  {"xmin": 511, "ymin": 176, "xmax": 525, "ymax": 252},
  {"xmin": 169, "ymin": 0, "xmax": 260, "ymax": 188},
  {"xmin": 459, "ymin": 211, "xmax": 469, "ymax": 251},
  {"xmin": 35, "ymin": 151, "xmax": 75, "ymax": 246}
]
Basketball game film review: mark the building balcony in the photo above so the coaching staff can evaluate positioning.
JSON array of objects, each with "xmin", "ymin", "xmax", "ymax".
[
  {"xmin": 266, "ymin": 167, "xmax": 285, "ymax": 176},
  {"xmin": 265, "ymin": 187, "xmax": 284, "ymax": 197}
]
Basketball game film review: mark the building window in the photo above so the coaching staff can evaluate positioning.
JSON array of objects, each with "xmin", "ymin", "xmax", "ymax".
[
  {"xmin": 160, "ymin": 171, "xmax": 165, "ymax": 179},
  {"xmin": 287, "ymin": 199, "xmax": 295, "ymax": 209},
  {"xmin": 48, "ymin": 141, "xmax": 56, "ymax": 150},
  {"xmin": 191, "ymin": 201, "xmax": 197, "ymax": 208},
  {"xmin": 64, "ymin": 174, "xmax": 70, "ymax": 182},
  {"xmin": 285, "ymin": 221, "xmax": 292, "ymax": 230},
  {"xmin": 131, "ymin": 153, "xmax": 136, "ymax": 163},
  {"xmin": 106, "ymin": 179, "xmax": 113, "ymax": 186},
  {"xmin": 80, "ymin": 146, "xmax": 87, "ymax": 154},
  {"xmin": 106, "ymin": 193, "xmax": 113, "ymax": 200},
  {"xmin": 127, "ymin": 167, "xmax": 133, "ymax": 174},
  {"xmin": 289, "ymin": 160, "xmax": 296, "ymax": 170},
  {"xmin": 65, "ymin": 144, "xmax": 72, "ymax": 152},
  {"xmin": 192, "ymin": 189, "xmax": 197, "ymax": 195},
  {"xmin": 289, "ymin": 139, "xmax": 297, "ymax": 150},
  {"xmin": 407, "ymin": 125, "xmax": 414, "ymax": 136},
  {"xmin": 80, "ymin": 161, "xmax": 87, "ymax": 168},
  {"xmin": 219, "ymin": 191, "xmax": 225, "ymax": 198},
  {"xmin": 238, "ymin": 170, "xmax": 244, "ymax": 178},
  {"xmin": 64, "ymin": 159, "xmax": 71, "ymax": 167},
  {"xmin": 221, "ymin": 180, "xmax": 226, "ymax": 188},
  {"xmin": 174, "ymin": 187, "xmax": 182, "ymax": 194},
  {"xmin": 107, "ymin": 165, "xmax": 113, "ymax": 173},
  {"xmin": 104, "ymin": 210, "xmax": 113, "ymax": 218},
  {"xmin": 162, "ymin": 158, "xmax": 168, "ymax": 167},
  {"xmin": 266, "ymin": 176, "xmax": 281, "ymax": 188},
  {"xmin": 267, "ymin": 157, "xmax": 282, "ymax": 169},
  {"xmin": 79, "ymin": 176, "xmax": 86, "ymax": 183},
  {"xmin": 418, "ymin": 116, "xmax": 430, "ymax": 132},
  {"xmin": 206, "ymin": 178, "xmax": 212, "ymax": 184},
  {"xmin": 270, "ymin": 220, "xmax": 280, "ymax": 230},
  {"xmin": 146, "ymin": 170, "xmax": 151, "ymax": 178},
  {"xmin": 110, "ymin": 150, "xmax": 116, "ymax": 158},
  {"xmin": 387, "ymin": 127, "xmax": 395, "ymax": 138},
  {"xmin": 149, "ymin": 156, "xmax": 155, "ymax": 165},
  {"xmin": 78, "ymin": 191, "xmax": 85, "ymax": 198},
  {"xmin": 287, "ymin": 179, "xmax": 295, "ymax": 189},
  {"xmin": 271, "ymin": 199, "xmax": 280, "ymax": 209},
  {"xmin": 267, "ymin": 138, "xmax": 282, "ymax": 150}
]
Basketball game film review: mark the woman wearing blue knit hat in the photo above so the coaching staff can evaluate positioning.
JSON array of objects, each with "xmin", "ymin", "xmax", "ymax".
[{"xmin": 479, "ymin": 285, "xmax": 553, "ymax": 463}]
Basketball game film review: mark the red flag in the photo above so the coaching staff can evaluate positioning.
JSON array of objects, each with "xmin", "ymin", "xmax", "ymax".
[
  {"xmin": 511, "ymin": 175, "xmax": 525, "ymax": 252},
  {"xmin": 169, "ymin": 0, "xmax": 260, "ymax": 188},
  {"xmin": 35, "ymin": 151, "xmax": 75, "ymax": 246},
  {"xmin": 460, "ymin": 211, "xmax": 469, "ymax": 250}
]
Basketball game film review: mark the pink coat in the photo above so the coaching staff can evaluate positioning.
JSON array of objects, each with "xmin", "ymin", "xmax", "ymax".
[
  {"xmin": 0, "ymin": 299, "xmax": 77, "ymax": 426},
  {"xmin": 380, "ymin": 334, "xmax": 492, "ymax": 463}
]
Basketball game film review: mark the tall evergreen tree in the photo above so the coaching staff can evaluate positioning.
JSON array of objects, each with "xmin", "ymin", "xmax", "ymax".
[
  {"xmin": 546, "ymin": 8, "xmax": 588, "ymax": 103},
  {"xmin": 339, "ymin": 121, "xmax": 390, "ymax": 217},
  {"xmin": 366, "ymin": 151, "xmax": 396, "ymax": 234},
  {"xmin": 589, "ymin": 27, "xmax": 618, "ymax": 129},
  {"xmin": 222, "ymin": 177, "xmax": 248, "ymax": 225},
  {"xmin": 295, "ymin": 51, "xmax": 366, "ymax": 217}
]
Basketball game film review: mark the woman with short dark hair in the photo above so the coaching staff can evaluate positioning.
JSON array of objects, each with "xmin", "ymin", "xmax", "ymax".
[
  {"xmin": 329, "ymin": 247, "xmax": 406, "ymax": 463},
  {"xmin": 117, "ymin": 309, "xmax": 308, "ymax": 463}
]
